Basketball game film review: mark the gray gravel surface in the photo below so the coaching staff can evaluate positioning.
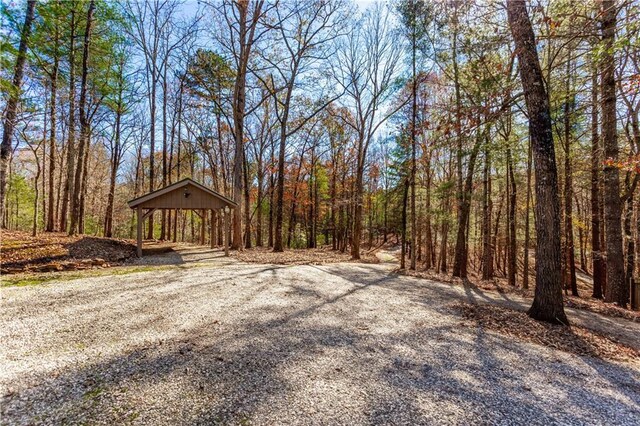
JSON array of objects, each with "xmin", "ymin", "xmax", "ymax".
[{"xmin": 1, "ymin": 251, "xmax": 639, "ymax": 425}]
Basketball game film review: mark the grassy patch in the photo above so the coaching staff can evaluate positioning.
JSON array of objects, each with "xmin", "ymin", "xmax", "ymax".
[
  {"xmin": 83, "ymin": 386, "xmax": 104, "ymax": 401},
  {"xmin": 2, "ymin": 278, "xmax": 47, "ymax": 287},
  {"xmin": 1, "ymin": 258, "xmax": 228, "ymax": 288},
  {"xmin": 1, "ymin": 265, "xmax": 164, "ymax": 288}
]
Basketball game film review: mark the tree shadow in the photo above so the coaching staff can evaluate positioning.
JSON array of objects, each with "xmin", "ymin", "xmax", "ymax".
[{"xmin": 3, "ymin": 262, "xmax": 639, "ymax": 424}]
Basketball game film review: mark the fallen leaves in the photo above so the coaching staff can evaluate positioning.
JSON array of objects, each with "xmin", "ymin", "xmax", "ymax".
[
  {"xmin": 398, "ymin": 266, "xmax": 639, "ymax": 322},
  {"xmin": 564, "ymin": 297, "xmax": 639, "ymax": 321},
  {"xmin": 455, "ymin": 302, "xmax": 639, "ymax": 363},
  {"xmin": 1, "ymin": 230, "xmax": 137, "ymax": 274}
]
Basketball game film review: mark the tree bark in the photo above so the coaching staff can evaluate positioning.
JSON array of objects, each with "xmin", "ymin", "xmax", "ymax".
[
  {"xmin": 0, "ymin": 0, "xmax": 36, "ymax": 226},
  {"xmin": 452, "ymin": 133, "xmax": 482, "ymax": 279},
  {"xmin": 591, "ymin": 68, "xmax": 606, "ymax": 298},
  {"xmin": 601, "ymin": 0, "xmax": 626, "ymax": 306},
  {"xmin": 507, "ymin": 148, "xmax": 517, "ymax": 287},
  {"xmin": 401, "ymin": 177, "xmax": 409, "ymax": 269},
  {"xmin": 562, "ymin": 65, "xmax": 578, "ymax": 296},
  {"xmin": 243, "ymin": 149, "xmax": 251, "ymax": 248},
  {"xmin": 507, "ymin": 0, "xmax": 568, "ymax": 324},
  {"xmin": 522, "ymin": 137, "xmax": 532, "ymax": 290},
  {"xmin": 231, "ymin": 1, "xmax": 263, "ymax": 250},
  {"xmin": 482, "ymin": 146, "xmax": 493, "ymax": 280},
  {"xmin": 409, "ymin": 11, "xmax": 417, "ymax": 270},
  {"xmin": 46, "ymin": 17, "xmax": 60, "ymax": 232},
  {"xmin": 69, "ymin": 0, "xmax": 95, "ymax": 235},
  {"xmin": 424, "ymin": 163, "xmax": 433, "ymax": 269},
  {"xmin": 60, "ymin": 6, "xmax": 76, "ymax": 232},
  {"xmin": 104, "ymin": 57, "xmax": 125, "ymax": 238}
]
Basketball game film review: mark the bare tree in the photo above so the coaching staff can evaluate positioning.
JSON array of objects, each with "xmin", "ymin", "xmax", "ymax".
[
  {"xmin": 125, "ymin": 0, "xmax": 191, "ymax": 239},
  {"xmin": 209, "ymin": 0, "xmax": 270, "ymax": 249},
  {"xmin": 333, "ymin": 3, "xmax": 404, "ymax": 259},
  {"xmin": 258, "ymin": 0, "xmax": 349, "ymax": 252}
]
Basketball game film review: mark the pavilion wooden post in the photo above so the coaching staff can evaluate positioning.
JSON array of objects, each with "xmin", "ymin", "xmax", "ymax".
[
  {"xmin": 224, "ymin": 208, "xmax": 230, "ymax": 256},
  {"xmin": 214, "ymin": 209, "xmax": 216, "ymax": 248},
  {"xmin": 136, "ymin": 206, "xmax": 143, "ymax": 257},
  {"xmin": 200, "ymin": 209, "xmax": 206, "ymax": 245},
  {"xmin": 173, "ymin": 208, "xmax": 178, "ymax": 243}
]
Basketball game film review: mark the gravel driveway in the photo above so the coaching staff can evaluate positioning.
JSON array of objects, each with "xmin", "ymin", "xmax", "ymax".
[{"xmin": 1, "ymin": 251, "xmax": 639, "ymax": 425}]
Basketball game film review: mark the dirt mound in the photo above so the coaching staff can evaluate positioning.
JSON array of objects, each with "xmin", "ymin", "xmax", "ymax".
[
  {"xmin": 67, "ymin": 236, "xmax": 136, "ymax": 262},
  {"xmin": 1, "ymin": 231, "xmax": 137, "ymax": 274}
]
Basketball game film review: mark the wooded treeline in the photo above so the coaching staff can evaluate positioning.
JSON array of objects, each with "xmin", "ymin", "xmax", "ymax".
[{"xmin": 1, "ymin": 1, "xmax": 639, "ymax": 317}]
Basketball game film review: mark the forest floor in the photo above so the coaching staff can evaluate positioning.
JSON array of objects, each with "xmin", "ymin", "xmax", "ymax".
[
  {"xmin": 1, "ymin": 247, "xmax": 639, "ymax": 425},
  {"xmin": 0, "ymin": 230, "xmax": 138, "ymax": 275},
  {"xmin": 385, "ymin": 248, "xmax": 640, "ymax": 322}
]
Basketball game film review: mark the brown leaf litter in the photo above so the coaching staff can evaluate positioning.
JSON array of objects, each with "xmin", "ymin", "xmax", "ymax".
[
  {"xmin": 1, "ymin": 230, "xmax": 137, "ymax": 274},
  {"xmin": 454, "ymin": 302, "xmax": 639, "ymax": 363},
  {"xmin": 399, "ymin": 267, "xmax": 639, "ymax": 322}
]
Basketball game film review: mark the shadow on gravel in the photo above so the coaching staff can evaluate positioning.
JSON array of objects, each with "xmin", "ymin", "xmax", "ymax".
[
  {"xmin": 370, "ymin": 322, "xmax": 640, "ymax": 424},
  {"xmin": 3, "ymin": 263, "xmax": 639, "ymax": 425}
]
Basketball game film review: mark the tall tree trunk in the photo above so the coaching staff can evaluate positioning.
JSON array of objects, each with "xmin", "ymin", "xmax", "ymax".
[
  {"xmin": 104, "ymin": 73, "xmax": 124, "ymax": 238},
  {"xmin": 401, "ymin": 177, "xmax": 409, "ymax": 269},
  {"xmin": 313, "ymin": 166, "xmax": 319, "ymax": 247},
  {"xmin": 147, "ymin": 73, "xmax": 156, "ymax": 240},
  {"xmin": 231, "ymin": 1, "xmax": 263, "ymax": 250},
  {"xmin": 274, "ymin": 126, "xmax": 287, "ymax": 252},
  {"xmin": 161, "ymin": 59, "xmax": 168, "ymax": 240},
  {"xmin": 451, "ymin": 4, "xmax": 466, "ymax": 278},
  {"xmin": 452, "ymin": 133, "xmax": 482, "ymax": 279},
  {"xmin": 624, "ymin": 192, "xmax": 635, "ymax": 309},
  {"xmin": 330, "ymin": 156, "xmax": 337, "ymax": 250},
  {"xmin": 80, "ymin": 122, "xmax": 96, "ymax": 234},
  {"xmin": 0, "ymin": 0, "xmax": 36, "ymax": 226},
  {"xmin": 274, "ymin": 75, "xmax": 297, "ymax": 252},
  {"xmin": 424, "ymin": 165, "xmax": 433, "ymax": 269},
  {"xmin": 55, "ymin": 140, "xmax": 65, "ymax": 226},
  {"xmin": 78, "ymin": 122, "xmax": 91, "ymax": 234},
  {"xmin": 32, "ymin": 154, "xmax": 41, "ymax": 236},
  {"xmin": 591, "ymin": 69, "xmax": 605, "ymax": 298},
  {"xmin": 439, "ymin": 221, "xmax": 448, "ymax": 273},
  {"xmin": 46, "ymin": 19, "xmax": 60, "ymax": 232},
  {"xmin": 60, "ymin": 7, "xmax": 76, "ymax": 231},
  {"xmin": 351, "ymin": 163, "xmax": 365, "ymax": 259},
  {"xmin": 507, "ymin": 148, "xmax": 517, "ymax": 287},
  {"xmin": 601, "ymin": 0, "xmax": 626, "ymax": 306},
  {"xmin": 69, "ymin": 0, "xmax": 95, "ymax": 235},
  {"xmin": 562, "ymin": 55, "xmax": 578, "ymax": 296},
  {"xmin": 268, "ymin": 172, "xmax": 275, "ymax": 248},
  {"xmin": 243, "ymin": 150, "xmax": 251, "ymax": 248},
  {"xmin": 482, "ymin": 147, "xmax": 493, "ymax": 280},
  {"xmin": 507, "ymin": 0, "xmax": 568, "ymax": 324},
  {"xmin": 409, "ymin": 12, "xmax": 417, "ymax": 270},
  {"xmin": 256, "ymin": 154, "xmax": 264, "ymax": 247}
]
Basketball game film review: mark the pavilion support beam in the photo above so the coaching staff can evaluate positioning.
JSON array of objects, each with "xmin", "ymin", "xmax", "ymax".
[
  {"xmin": 173, "ymin": 208, "xmax": 178, "ymax": 243},
  {"xmin": 224, "ymin": 209, "xmax": 230, "ymax": 257},
  {"xmin": 214, "ymin": 209, "xmax": 216, "ymax": 248},
  {"xmin": 136, "ymin": 206, "xmax": 143, "ymax": 257},
  {"xmin": 142, "ymin": 207, "xmax": 157, "ymax": 222},
  {"xmin": 200, "ymin": 209, "xmax": 206, "ymax": 245}
]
